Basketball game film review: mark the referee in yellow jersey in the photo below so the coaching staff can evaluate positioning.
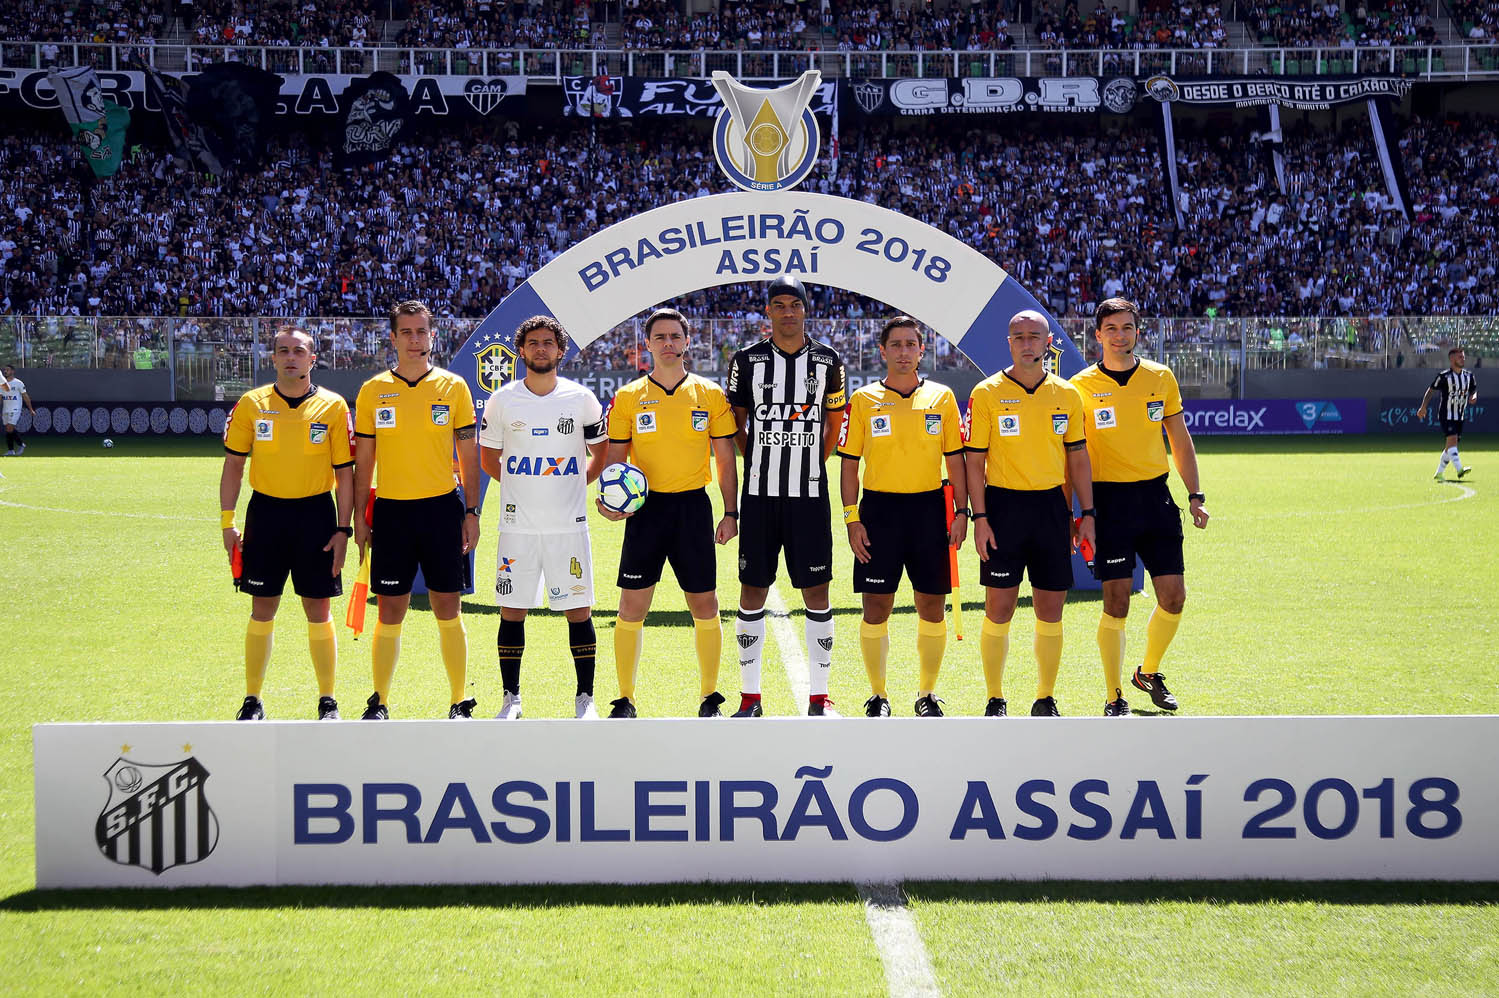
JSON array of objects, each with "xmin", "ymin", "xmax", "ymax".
[
  {"xmin": 965, "ymin": 310, "xmax": 1094, "ymax": 717},
  {"xmin": 220, "ymin": 326, "xmax": 354, "ymax": 721},
  {"xmin": 1071, "ymin": 297, "xmax": 1208, "ymax": 715},
  {"xmin": 599, "ymin": 308, "xmax": 740, "ymax": 717},
  {"xmin": 352, "ymin": 300, "xmax": 482, "ymax": 720},
  {"xmin": 839, "ymin": 316, "xmax": 967, "ymax": 717}
]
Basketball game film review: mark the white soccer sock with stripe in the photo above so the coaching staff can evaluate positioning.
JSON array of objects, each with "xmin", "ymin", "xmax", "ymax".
[
  {"xmin": 736, "ymin": 607, "xmax": 765, "ymax": 695},
  {"xmin": 806, "ymin": 608, "xmax": 834, "ymax": 697},
  {"xmin": 1437, "ymin": 449, "xmax": 1450, "ymax": 473},
  {"xmin": 1450, "ymin": 447, "xmax": 1464, "ymax": 472}
]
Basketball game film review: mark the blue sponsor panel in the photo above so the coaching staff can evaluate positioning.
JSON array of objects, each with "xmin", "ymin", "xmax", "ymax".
[
  {"xmin": 1181, "ymin": 399, "xmax": 1367, "ymax": 435},
  {"xmin": 1374, "ymin": 398, "xmax": 1495, "ymax": 434},
  {"xmin": 32, "ymin": 717, "xmax": 1499, "ymax": 887}
]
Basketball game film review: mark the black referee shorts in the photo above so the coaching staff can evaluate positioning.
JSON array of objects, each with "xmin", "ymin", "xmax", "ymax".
[
  {"xmin": 1093, "ymin": 475, "xmax": 1184, "ymax": 582},
  {"xmin": 854, "ymin": 488, "xmax": 951, "ymax": 595},
  {"xmin": 979, "ymin": 485, "xmax": 1072, "ymax": 592},
  {"xmin": 618, "ymin": 488, "xmax": 716, "ymax": 592},
  {"xmin": 1440, "ymin": 418, "xmax": 1464, "ymax": 437},
  {"xmin": 371, "ymin": 490, "xmax": 469, "ymax": 596},
  {"xmin": 739, "ymin": 491, "xmax": 833, "ymax": 590},
  {"xmin": 240, "ymin": 491, "xmax": 342, "ymax": 599}
]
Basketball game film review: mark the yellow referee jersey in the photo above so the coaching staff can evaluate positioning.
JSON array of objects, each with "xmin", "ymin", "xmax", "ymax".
[
  {"xmin": 966, "ymin": 371, "xmax": 1086, "ymax": 491},
  {"xmin": 223, "ymin": 385, "xmax": 353, "ymax": 499},
  {"xmin": 837, "ymin": 379, "xmax": 963, "ymax": 493},
  {"xmin": 354, "ymin": 367, "xmax": 476, "ymax": 500},
  {"xmin": 1070, "ymin": 359, "xmax": 1183, "ymax": 482},
  {"xmin": 606, "ymin": 372, "xmax": 736, "ymax": 493}
]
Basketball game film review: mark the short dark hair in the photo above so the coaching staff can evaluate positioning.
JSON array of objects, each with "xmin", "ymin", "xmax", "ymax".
[
  {"xmin": 516, "ymin": 315, "xmax": 570, "ymax": 354},
  {"xmin": 273, "ymin": 325, "xmax": 314, "ymax": 349},
  {"xmin": 1449, "ymin": 346, "xmax": 1465, "ymax": 356},
  {"xmin": 879, "ymin": 315, "xmax": 923, "ymax": 347},
  {"xmin": 1094, "ymin": 297, "xmax": 1140, "ymax": 330},
  {"xmin": 389, "ymin": 299, "xmax": 432, "ymax": 333},
  {"xmin": 644, "ymin": 308, "xmax": 689, "ymax": 339}
]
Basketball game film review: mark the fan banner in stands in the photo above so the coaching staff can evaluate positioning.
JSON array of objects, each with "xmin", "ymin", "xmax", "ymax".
[
  {"xmin": 337, "ymin": 72, "xmax": 413, "ymax": 168},
  {"xmin": 183, "ymin": 63, "xmax": 283, "ymax": 170},
  {"xmin": 561, "ymin": 76, "xmax": 837, "ymax": 118},
  {"xmin": 839, "ymin": 77, "xmax": 1142, "ymax": 116},
  {"xmin": 0, "ymin": 70, "xmax": 528, "ymax": 118},
  {"xmin": 134, "ymin": 56, "xmax": 225, "ymax": 175},
  {"xmin": 45, "ymin": 66, "xmax": 131, "ymax": 178},
  {"xmin": 1142, "ymin": 75, "xmax": 1411, "ymax": 109}
]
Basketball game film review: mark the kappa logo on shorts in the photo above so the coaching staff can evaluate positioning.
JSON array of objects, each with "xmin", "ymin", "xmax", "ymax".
[
  {"xmin": 636, "ymin": 411, "xmax": 657, "ymax": 434},
  {"xmin": 309, "ymin": 422, "xmax": 328, "ymax": 445},
  {"xmin": 431, "ymin": 404, "xmax": 450, "ymax": 426},
  {"xmin": 1052, "ymin": 413, "xmax": 1069, "ymax": 435},
  {"xmin": 1146, "ymin": 399, "xmax": 1165, "ymax": 422},
  {"xmin": 1094, "ymin": 406, "xmax": 1117, "ymax": 429},
  {"xmin": 871, "ymin": 415, "xmax": 892, "ymax": 438},
  {"xmin": 375, "ymin": 407, "xmax": 397, "ymax": 429},
  {"xmin": 691, "ymin": 410, "xmax": 709, "ymax": 433},
  {"xmin": 998, "ymin": 413, "xmax": 1021, "ymax": 437},
  {"xmin": 925, "ymin": 413, "xmax": 942, "ymax": 435},
  {"xmin": 254, "ymin": 419, "xmax": 273, "ymax": 441}
]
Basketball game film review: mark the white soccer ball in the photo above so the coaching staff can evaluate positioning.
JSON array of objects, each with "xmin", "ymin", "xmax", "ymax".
[
  {"xmin": 102, "ymin": 438, "xmax": 114, "ymax": 448},
  {"xmin": 598, "ymin": 462, "xmax": 648, "ymax": 514}
]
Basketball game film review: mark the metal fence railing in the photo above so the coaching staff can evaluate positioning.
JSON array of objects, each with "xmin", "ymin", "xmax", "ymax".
[
  {"xmin": 2, "ymin": 315, "xmax": 1494, "ymax": 401},
  {"xmin": 3, "ymin": 41, "xmax": 1497, "ymax": 82}
]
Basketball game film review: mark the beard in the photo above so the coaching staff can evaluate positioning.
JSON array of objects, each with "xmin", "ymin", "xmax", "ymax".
[{"xmin": 525, "ymin": 356, "xmax": 557, "ymax": 374}]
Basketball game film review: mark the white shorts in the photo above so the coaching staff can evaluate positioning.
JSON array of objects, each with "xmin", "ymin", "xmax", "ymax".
[
  {"xmin": 1, "ymin": 405, "xmax": 19, "ymax": 427},
  {"xmin": 494, "ymin": 529, "xmax": 594, "ymax": 611}
]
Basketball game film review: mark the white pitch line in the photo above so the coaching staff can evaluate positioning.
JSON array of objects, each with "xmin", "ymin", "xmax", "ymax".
[
  {"xmin": 858, "ymin": 881, "xmax": 943, "ymax": 998},
  {"xmin": 763, "ymin": 584, "xmax": 809, "ymax": 706},
  {"xmin": 0, "ymin": 497, "xmax": 213, "ymax": 522}
]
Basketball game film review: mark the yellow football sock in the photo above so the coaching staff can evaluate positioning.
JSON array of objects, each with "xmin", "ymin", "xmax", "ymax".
[
  {"xmin": 1098, "ymin": 613, "xmax": 1127, "ymax": 701},
  {"xmin": 860, "ymin": 619, "xmax": 889, "ymax": 698},
  {"xmin": 980, "ymin": 617, "xmax": 1010, "ymax": 699},
  {"xmin": 436, "ymin": 615, "xmax": 467, "ymax": 703},
  {"xmin": 1035, "ymin": 618, "xmax": 1064, "ymax": 698},
  {"xmin": 308, "ymin": 619, "xmax": 337, "ymax": 697},
  {"xmin": 693, "ymin": 616, "xmax": 721, "ymax": 699},
  {"xmin": 614, "ymin": 618, "xmax": 643, "ymax": 701},
  {"xmin": 372, "ymin": 620, "xmax": 401, "ymax": 705},
  {"xmin": 1142, "ymin": 606, "xmax": 1183, "ymax": 673},
  {"xmin": 916, "ymin": 617, "xmax": 946, "ymax": 695},
  {"xmin": 245, "ymin": 618, "xmax": 274, "ymax": 697}
]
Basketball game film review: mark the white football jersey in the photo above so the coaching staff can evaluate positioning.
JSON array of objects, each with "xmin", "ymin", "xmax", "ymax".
[
  {"xmin": 0, "ymin": 377, "xmax": 24, "ymax": 407},
  {"xmin": 479, "ymin": 377, "xmax": 605, "ymax": 534}
]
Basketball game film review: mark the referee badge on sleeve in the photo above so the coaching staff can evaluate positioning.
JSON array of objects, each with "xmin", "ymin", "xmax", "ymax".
[{"xmin": 1052, "ymin": 413, "xmax": 1069, "ymax": 435}]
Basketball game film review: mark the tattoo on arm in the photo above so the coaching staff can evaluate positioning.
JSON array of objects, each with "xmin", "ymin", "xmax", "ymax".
[
  {"xmin": 456, "ymin": 427, "xmax": 476, "ymax": 440},
  {"xmin": 1064, "ymin": 439, "xmax": 1087, "ymax": 451}
]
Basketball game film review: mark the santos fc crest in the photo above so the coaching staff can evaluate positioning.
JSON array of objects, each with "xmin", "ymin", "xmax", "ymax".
[{"xmin": 96, "ymin": 756, "xmax": 219, "ymax": 875}]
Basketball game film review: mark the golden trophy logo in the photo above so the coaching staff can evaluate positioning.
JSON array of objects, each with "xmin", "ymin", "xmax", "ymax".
[{"xmin": 711, "ymin": 70, "xmax": 822, "ymax": 193}]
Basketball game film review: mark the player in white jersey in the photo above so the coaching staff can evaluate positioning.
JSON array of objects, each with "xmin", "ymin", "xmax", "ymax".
[
  {"xmin": 478, "ymin": 316, "xmax": 608, "ymax": 719},
  {"xmin": 2, "ymin": 365, "xmax": 36, "ymax": 455}
]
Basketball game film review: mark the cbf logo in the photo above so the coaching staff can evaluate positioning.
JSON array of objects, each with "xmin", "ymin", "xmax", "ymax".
[
  {"xmin": 710, "ymin": 70, "xmax": 821, "ymax": 193},
  {"xmin": 95, "ymin": 755, "xmax": 218, "ymax": 875},
  {"xmin": 476, "ymin": 339, "xmax": 517, "ymax": 395}
]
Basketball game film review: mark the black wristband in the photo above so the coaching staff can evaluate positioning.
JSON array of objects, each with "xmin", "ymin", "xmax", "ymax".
[
  {"xmin": 1079, "ymin": 508, "xmax": 1096, "ymax": 518},
  {"xmin": 970, "ymin": 512, "xmax": 987, "ymax": 520},
  {"xmin": 724, "ymin": 511, "xmax": 739, "ymax": 519},
  {"xmin": 334, "ymin": 525, "xmax": 354, "ymax": 536},
  {"xmin": 1188, "ymin": 492, "xmax": 1205, "ymax": 503},
  {"xmin": 955, "ymin": 508, "xmax": 970, "ymax": 518}
]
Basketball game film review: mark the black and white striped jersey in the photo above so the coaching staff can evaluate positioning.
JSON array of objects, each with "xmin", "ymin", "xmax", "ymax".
[
  {"xmin": 1429, "ymin": 368, "xmax": 1478, "ymax": 421},
  {"xmin": 726, "ymin": 337, "xmax": 847, "ymax": 498}
]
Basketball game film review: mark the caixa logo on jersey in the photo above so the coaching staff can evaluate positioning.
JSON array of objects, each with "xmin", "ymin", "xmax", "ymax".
[
  {"xmin": 95, "ymin": 756, "xmax": 219, "ymax": 875},
  {"xmin": 710, "ymin": 70, "xmax": 821, "ymax": 193}
]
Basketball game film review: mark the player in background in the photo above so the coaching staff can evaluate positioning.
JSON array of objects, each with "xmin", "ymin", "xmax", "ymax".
[
  {"xmin": 1418, "ymin": 346, "xmax": 1478, "ymax": 481},
  {"xmin": 597, "ymin": 308, "xmax": 739, "ymax": 718},
  {"xmin": 838, "ymin": 316, "xmax": 967, "ymax": 717},
  {"xmin": 1071, "ymin": 298, "xmax": 1208, "ymax": 715},
  {"xmin": 352, "ymin": 300, "xmax": 481, "ymax": 720},
  {"xmin": 1, "ymin": 364, "xmax": 36, "ymax": 455},
  {"xmin": 966, "ymin": 310, "xmax": 1094, "ymax": 717},
  {"xmin": 726, "ymin": 276, "xmax": 847, "ymax": 717},
  {"xmin": 479, "ymin": 316, "xmax": 608, "ymax": 719},
  {"xmin": 220, "ymin": 327, "xmax": 354, "ymax": 720}
]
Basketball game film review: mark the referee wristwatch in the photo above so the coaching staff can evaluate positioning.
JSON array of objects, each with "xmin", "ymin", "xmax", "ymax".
[
  {"xmin": 1078, "ymin": 507, "xmax": 1096, "ymax": 518},
  {"xmin": 465, "ymin": 506, "xmax": 481, "ymax": 517},
  {"xmin": 334, "ymin": 525, "xmax": 354, "ymax": 536},
  {"xmin": 954, "ymin": 507, "xmax": 970, "ymax": 518},
  {"xmin": 1187, "ymin": 492, "xmax": 1205, "ymax": 503}
]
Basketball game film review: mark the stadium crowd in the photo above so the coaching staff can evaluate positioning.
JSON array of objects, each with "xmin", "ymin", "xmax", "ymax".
[{"xmin": 2, "ymin": 108, "xmax": 1496, "ymax": 354}]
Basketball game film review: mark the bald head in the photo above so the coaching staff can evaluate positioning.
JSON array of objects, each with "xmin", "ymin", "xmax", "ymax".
[{"xmin": 1009, "ymin": 310, "xmax": 1049, "ymax": 336}]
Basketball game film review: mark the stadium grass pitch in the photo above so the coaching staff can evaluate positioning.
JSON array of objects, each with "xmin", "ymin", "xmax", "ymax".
[{"xmin": 1, "ymin": 434, "xmax": 1496, "ymax": 995}]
